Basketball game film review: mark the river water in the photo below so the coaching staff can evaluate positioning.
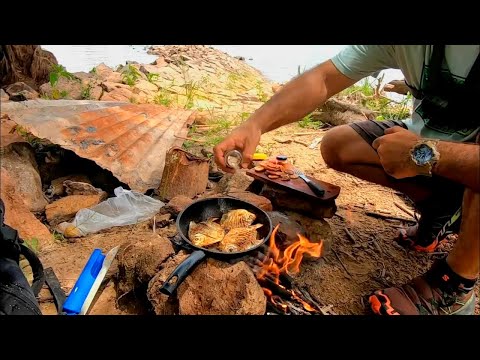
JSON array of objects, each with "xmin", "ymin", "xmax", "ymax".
[{"xmin": 41, "ymin": 45, "xmax": 404, "ymax": 86}]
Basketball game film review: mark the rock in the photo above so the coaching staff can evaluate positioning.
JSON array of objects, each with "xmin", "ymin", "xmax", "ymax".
[
  {"xmin": 100, "ymin": 87, "xmax": 135, "ymax": 102},
  {"xmin": 64, "ymin": 181, "xmax": 107, "ymax": 198},
  {"xmin": 45, "ymin": 194, "xmax": 104, "ymax": 226},
  {"xmin": 139, "ymin": 64, "xmax": 163, "ymax": 76},
  {"xmin": 95, "ymin": 63, "xmax": 123, "ymax": 83},
  {"xmin": 147, "ymin": 251, "xmax": 190, "ymax": 315},
  {"xmin": 132, "ymin": 79, "xmax": 158, "ymax": 93},
  {"xmin": 101, "ymin": 81, "xmax": 130, "ymax": 92},
  {"xmin": 0, "ymin": 169, "xmax": 53, "ymax": 248},
  {"xmin": 47, "ymin": 174, "xmax": 91, "ymax": 198},
  {"xmin": 117, "ymin": 234, "xmax": 175, "ymax": 297},
  {"xmin": 177, "ymin": 259, "xmax": 266, "ymax": 315},
  {"xmin": 234, "ymin": 56, "xmax": 245, "ymax": 61},
  {"xmin": 211, "ymin": 191, "xmax": 273, "ymax": 212},
  {"xmin": 1, "ymin": 89, "xmax": 9, "ymax": 102},
  {"xmin": 72, "ymin": 71, "xmax": 93, "ymax": 80},
  {"xmin": 191, "ymin": 111, "xmax": 209, "ymax": 125},
  {"xmin": 150, "ymin": 213, "xmax": 172, "ymax": 228},
  {"xmin": 153, "ymin": 57, "xmax": 168, "ymax": 67},
  {"xmin": 1, "ymin": 143, "xmax": 46, "ymax": 212},
  {"xmin": 159, "ymin": 195, "xmax": 194, "ymax": 217},
  {"xmin": 5, "ymin": 82, "xmax": 39, "ymax": 101},
  {"xmin": 89, "ymin": 85, "xmax": 103, "ymax": 100},
  {"xmin": 39, "ymin": 77, "xmax": 83, "ymax": 100},
  {"xmin": 216, "ymin": 169, "xmax": 254, "ymax": 193}
]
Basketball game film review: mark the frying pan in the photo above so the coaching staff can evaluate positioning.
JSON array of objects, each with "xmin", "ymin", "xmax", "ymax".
[{"xmin": 160, "ymin": 197, "xmax": 273, "ymax": 296}]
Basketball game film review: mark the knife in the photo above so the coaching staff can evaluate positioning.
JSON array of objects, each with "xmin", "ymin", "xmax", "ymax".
[
  {"xmin": 79, "ymin": 245, "xmax": 120, "ymax": 315},
  {"xmin": 293, "ymin": 169, "xmax": 325, "ymax": 197}
]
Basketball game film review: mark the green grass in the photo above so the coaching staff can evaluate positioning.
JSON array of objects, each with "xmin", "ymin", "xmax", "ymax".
[
  {"xmin": 153, "ymin": 90, "xmax": 173, "ymax": 106},
  {"xmin": 122, "ymin": 64, "xmax": 141, "ymax": 86},
  {"xmin": 298, "ymin": 113, "xmax": 323, "ymax": 129},
  {"xmin": 81, "ymin": 84, "xmax": 92, "ymax": 100},
  {"xmin": 184, "ymin": 81, "xmax": 199, "ymax": 109},
  {"xmin": 255, "ymin": 80, "xmax": 268, "ymax": 102},
  {"xmin": 147, "ymin": 73, "xmax": 159, "ymax": 83}
]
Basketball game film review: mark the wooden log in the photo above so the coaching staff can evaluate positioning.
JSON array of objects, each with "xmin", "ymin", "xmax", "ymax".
[
  {"xmin": 157, "ymin": 147, "xmax": 209, "ymax": 201},
  {"xmin": 258, "ymin": 184, "xmax": 337, "ymax": 219}
]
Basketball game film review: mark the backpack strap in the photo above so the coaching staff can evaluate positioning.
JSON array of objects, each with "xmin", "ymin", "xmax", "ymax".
[
  {"xmin": 19, "ymin": 244, "xmax": 45, "ymax": 297},
  {"xmin": 406, "ymin": 45, "xmax": 480, "ymax": 99}
]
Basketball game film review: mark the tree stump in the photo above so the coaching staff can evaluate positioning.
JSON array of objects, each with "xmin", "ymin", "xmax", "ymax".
[{"xmin": 157, "ymin": 147, "xmax": 209, "ymax": 201}]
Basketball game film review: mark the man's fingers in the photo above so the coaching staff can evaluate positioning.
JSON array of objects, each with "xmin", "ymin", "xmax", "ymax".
[
  {"xmin": 384, "ymin": 126, "xmax": 405, "ymax": 135},
  {"xmin": 213, "ymin": 140, "xmax": 235, "ymax": 171},
  {"xmin": 372, "ymin": 137, "xmax": 381, "ymax": 150},
  {"xmin": 240, "ymin": 140, "xmax": 257, "ymax": 168}
]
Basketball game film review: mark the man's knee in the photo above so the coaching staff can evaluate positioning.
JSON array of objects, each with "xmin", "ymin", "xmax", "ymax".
[{"xmin": 320, "ymin": 125, "xmax": 355, "ymax": 170}]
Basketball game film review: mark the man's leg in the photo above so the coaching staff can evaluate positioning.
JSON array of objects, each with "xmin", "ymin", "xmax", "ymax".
[
  {"xmin": 320, "ymin": 120, "xmax": 464, "ymax": 251},
  {"xmin": 369, "ymin": 188, "xmax": 478, "ymax": 315},
  {"xmin": 321, "ymin": 121, "xmax": 451, "ymax": 203}
]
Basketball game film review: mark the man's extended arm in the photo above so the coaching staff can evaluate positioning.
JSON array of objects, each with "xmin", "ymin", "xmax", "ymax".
[
  {"xmin": 248, "ymin": 60, "xmax": 356, "ymax": 134},
  {"xmin": 434, "ymin": 140, "xmax": 480, "ymax": 192}
]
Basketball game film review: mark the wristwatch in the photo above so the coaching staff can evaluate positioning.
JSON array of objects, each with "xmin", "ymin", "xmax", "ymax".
[{"xmin": 410, "ymin": 139, "xmax": 440, "ymax": 176}]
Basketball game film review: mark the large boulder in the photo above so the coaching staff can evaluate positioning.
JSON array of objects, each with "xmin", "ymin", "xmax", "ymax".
[{"xmin": 1, "ymin": 142, "xmax": 46, "ymax": 212}]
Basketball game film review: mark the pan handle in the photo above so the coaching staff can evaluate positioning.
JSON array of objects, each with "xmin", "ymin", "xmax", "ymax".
[{"xmin": 159, "ymin": 250, "xmax": 206, "ymax": 296}]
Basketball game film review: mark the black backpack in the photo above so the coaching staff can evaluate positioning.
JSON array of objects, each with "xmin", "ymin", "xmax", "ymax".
[{"xmin": 0, "ymin": 198, "xmax": 45, "ymax": 315}]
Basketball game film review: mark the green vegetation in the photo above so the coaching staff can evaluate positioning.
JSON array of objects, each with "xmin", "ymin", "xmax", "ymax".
[
  {"xmin": 122, "ymin": 64, "xmax": 141, "ymax": 86},
  {"xmin": 81, "ymin": 84, "xmax": 93, "ymax": 100},
  {"xmin": 89, "ymin": 67, "xmax": 97, "ymax": 74},
  {"xmin": 49, "ymin": 64, "xmax": 75, "ymax": 87},
  {"xmin": 147, "ymin": 73, "xmax": 159, "ymax": 83},
  {"xmin": 255, "ymin": 80, "xmax": 268, "ymax": 102},
  {"xmin": 153, "ymin": 90, "xmax": 173, "ymax": 106},
  {"xmin": 298, "ymin": 113, "xmax": 323, "ymax": 129},
  {"xmin": 184, "ymin": 81, "xmax": 200, "ymax": 109},
  {"xmin": 340, "ymin": 78, "xmax": 412, "ymax": 120},
  {"xmin": 23, "ymin": 238, "xmax": 39, "ymax": 253}
]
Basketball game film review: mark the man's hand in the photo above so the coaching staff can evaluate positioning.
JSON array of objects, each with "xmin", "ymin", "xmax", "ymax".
[
  {"xmin": 213, "ymin": 121, "xmax": 262, "ymax": 173},
  {"xmin": 372, "ymin": 126, "xmax": 421, "ymax": 179}
]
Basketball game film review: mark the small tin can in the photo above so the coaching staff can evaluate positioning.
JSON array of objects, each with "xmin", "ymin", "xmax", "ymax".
[{"xmin": 225, "ymin": 150, "xmax": 243, "ymax": 169}]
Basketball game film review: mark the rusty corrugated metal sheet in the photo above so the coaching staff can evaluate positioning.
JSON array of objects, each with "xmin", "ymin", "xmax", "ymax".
[{"xmin": 2, "ymin": 99, "xmax": 195, "ymax": 192}]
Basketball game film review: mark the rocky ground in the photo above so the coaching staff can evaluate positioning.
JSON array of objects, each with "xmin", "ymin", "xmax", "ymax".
[{"xmin": 1, "ymin": 45, "xmax": 478, "ymax": 315}]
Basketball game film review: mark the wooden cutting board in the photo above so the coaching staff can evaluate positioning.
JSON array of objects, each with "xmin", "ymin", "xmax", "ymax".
[{"xmin": 246, "ymin": 167, "xmax": 341, "ymax": 202}]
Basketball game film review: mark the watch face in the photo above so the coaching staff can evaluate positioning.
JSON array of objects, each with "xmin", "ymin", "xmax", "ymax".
[{"xmin": 413, "ymin": 144, "xmax": 433, "ymax": 166}]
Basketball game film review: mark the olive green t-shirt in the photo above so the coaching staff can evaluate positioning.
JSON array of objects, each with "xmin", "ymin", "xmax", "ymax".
[{"xmin": 331, "ymin": 45, "xmax": 480, "ymax": 142}]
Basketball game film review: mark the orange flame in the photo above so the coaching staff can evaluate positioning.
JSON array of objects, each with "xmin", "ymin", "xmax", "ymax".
[{"xmin": 258, "ymin": 224, "xmax": 323, "ymax": 285}]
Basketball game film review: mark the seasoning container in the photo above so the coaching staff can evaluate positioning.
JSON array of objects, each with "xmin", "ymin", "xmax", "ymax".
[{"xmin": 225, "ymin": 150, "xmax": 243, "ymax": 169}]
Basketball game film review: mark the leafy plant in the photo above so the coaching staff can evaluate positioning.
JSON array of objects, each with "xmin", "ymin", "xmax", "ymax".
[
  {"xmin": 89, "ymin": 67, "xmax": 97, "ymax": 74},
  {"xmin": 49, "ymin": 64, "xmax": 75, "ymax": 87}
]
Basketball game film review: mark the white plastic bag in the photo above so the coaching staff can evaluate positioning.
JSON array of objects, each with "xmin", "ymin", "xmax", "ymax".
[{"xmin": 57, "ymin": 187, "xmax": 164, "ymax": 237}]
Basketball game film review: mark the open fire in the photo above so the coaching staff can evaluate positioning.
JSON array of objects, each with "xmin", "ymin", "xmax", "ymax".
[{"xmin": 250, "ymin": 224, "xmax": 332, "ymax": 315}]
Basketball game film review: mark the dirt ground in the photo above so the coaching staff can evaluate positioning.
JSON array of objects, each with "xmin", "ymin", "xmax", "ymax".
[{"xmin": 37, "ymin": 122, "xmax": 479, "ymax": 315}]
